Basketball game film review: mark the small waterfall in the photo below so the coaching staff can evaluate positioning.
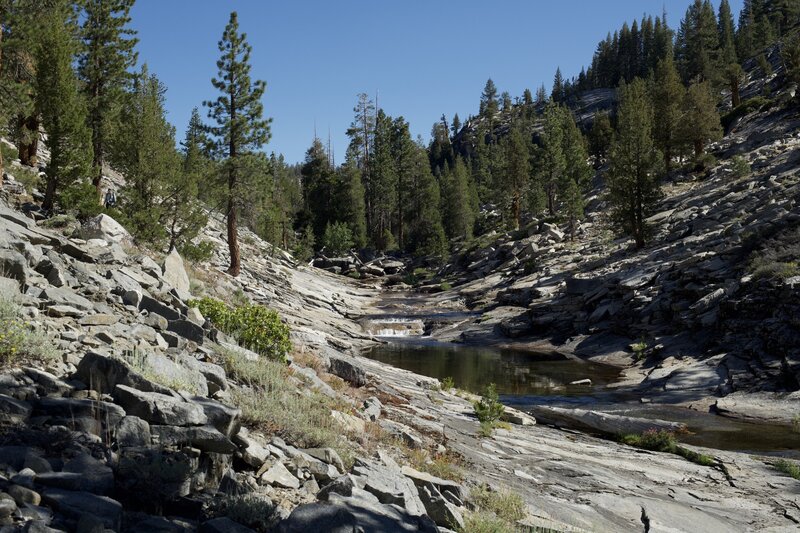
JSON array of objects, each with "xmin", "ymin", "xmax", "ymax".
[{"xmin": 363, "ymin": 317, "xmax": 426, "ymax": 337}]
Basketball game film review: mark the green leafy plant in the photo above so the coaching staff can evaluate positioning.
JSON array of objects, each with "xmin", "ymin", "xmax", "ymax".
[
  {"xmin": 321, "ymin": 221, "xmax": 354, "ymax": 256},
  {"xmin": 189, "ymin": 297, "xmax": 291, "ymax": 362},
  {"xmin": 773, "ymin": 459, "xmax": 800, "ymax": 480},
  {"xmin": 0, "ymin": 295, "xmax": 57, "ymax": 366},
  {"xmin": 224, "ymin": 494, "xmax": 277, "ymax": 531},
  {"xmin": 441, "ymin": 376, "xmax": 455, "ymax": 390},
  {"xmin": 631, "ymin": 340, "xmax": 648, "ymax": 362},
  {"xmin": 473, "ymin": 383, "xmax": 505, "ymax": 435},
  {"xmin": 180, "ymin": 240, "xmax": 215, "ymax": 264},
  {"xmin": 729, "ymin": 155, "xmax": 751, "ymax": 178}
]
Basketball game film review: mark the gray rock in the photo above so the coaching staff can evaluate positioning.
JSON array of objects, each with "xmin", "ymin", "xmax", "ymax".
[
  {"xmin": 113, "ymin": 384, "xmax": 207, "ymax": 426},
  {"xmin": 76, "ymin": 351, "xmax": 173, "ymax": 396},
  {"xmin": 162, "ymin": 249, "xmax": 191, "ymax": 294},
  {"xmin": 0, "ymin": 276, "xmax": 21, "ymax": 297},
  {"xmin": 260, "ymin": 461, "xmax": 300, "ymax": 489},
  {"xmin": 35, "ymin": 397, "xmax": 125, "ymax": 428},
  {"xmin": 328, "ymin": 357, "xmax": 368, "ymax": 387},
  {"xmin": 40, "ymin": 286, "xmax": 93, "ymax": 311},
  {"xmin": 73, "ymin": 214, "xmax": 130, "ymax": 244},
  {"xmin": 41, "ymin": 489, "xmax": 122, "ymax": 530},
  {"xmin": 143, "ymin": 312, "xmax": 169, "ymax": 330},
  {"xmin": 400, "ymin": 466, "xmax": 465, "ymax": 504},
  {"xmin": 7, "ymin": 484, "xmax": 41, "ymax": 506},
  {"xmin": 0, "ymin": 394, "xmax": 32, "ymax": 424},
  {"xmin": 46, "ymin": 304, "xmax": 85, "ymax": 318},
  {"xmin": 139, "ymin": 295, "xmax": 181, "ymax": 321},
  {"xmin": 416, "ymin": 483, "xmax": 464, "ymax": 529},
  {"xmin": 150, "ymin": 425, "xmax": 237, "ymax": 454},
  {"xmin": 0, "ymin": 249, "xmax": 28, "ymax": 284},
  {"xmin": 190, "ymin": 396, "xmax": 240, "ymax": 436},
  {"xmin": 78, "ymin": 314, "xmax": 119, "ymax": 326},
  {"xmin": 304, "ymin": 448, "xmax": 345, "ymax": 473},
  {"xmin": 362, "ymin": 397, "xmax": 382, "ymax": 421},
  {"xmin": 351, "ymin": 459, "xmax": 426, "ymax": 517},
  {"xmin": 0, "ymin": 493, "xmax": 17, "ymax": 517},
  {"xmin": 36, "ymin": 454, "xmax": 114, "ymax": 495},
  {"xmin": 168, "ymin": 319, "xmax": 205, "ymax": 344},
  {"xmin": 115, "ymin": 416, "xmax": 151, "ymax": 448}
]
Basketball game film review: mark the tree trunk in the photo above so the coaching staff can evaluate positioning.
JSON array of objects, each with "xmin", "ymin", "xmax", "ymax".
[
  {"xmin": 664, "ymin": 146, "xmax": 672, "ymax": 173},
  {"xmin": 731, "ymin": 79, "xmax": 741, "ymax": 108},
  {"xmin": 16, "ymin": 115, "xmax": 39, "ymax": 167},
  {"xmin": 91, "ymin": 80, "xmax": 104, "ymax": 200},
  {"xmin": 694, "ymin": 139, "xmax": 703, "ymax": 159},
  {"xmin": 512, "ymin": 192, "xmax": 521, "ymax": 230},
  {"xmin": 0, "ymin": 22, "xmax": 4, "ymax": 184},
  {"xmin": 42, "ymin": 176, "xmax": 57, "ymax": 211},
  {"xmin": 226, "ymin": 173, "xmax": 240, "ymax": 277}
]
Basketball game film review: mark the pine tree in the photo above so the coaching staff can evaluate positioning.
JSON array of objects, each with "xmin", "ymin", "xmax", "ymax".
[
  {"xmin": 551, "ymin": 67, "xmax": 565, "ymax": 103},
  {"xmin": 34, "ymin": 1, "xmax": 92, "ymax": 212},
  {"xmin": 164, "ymin": 109, "xmax": 209, "ymax": 252},
  {"xmin": 607, "ymin": 79, "xmax": 662, "ymax": 248},
  {"xmin": 336, "ymin": 154, "xmax": 367, "ymax": 249},
  {"xmin": 204, "ymin": 11, "xmax": 272, "ymax": 276},
  {"xmin": 560, "ymin": 110, "xmax": 591, "ymax": 239},
  {"xmin": 369, "ymin": 109, "xmax": 397, "ymax": 250},
  {"xmin": 451, "ymin": 113, "xmax": 461, "ymax": 138},
  {"xmin": 406, "ymin": 141, "xmax": 446, "ymax": 257},
  {"xmin": 588, "ymin": 112, "xmax": 613, "ymax": 167},
  {"xmin": 718, "ymin": 0, "xmax": 738, "ymax": 65},
  {"xmin": 113, "ymin": 66, "xmax": 180, "ymax": 246},
  {"xmin": 480, "ymin": 78, "xmax": 498, "ymax": 116},
  {"xmin": 441, "ymin": 158, "xmax": 475, "ymax": 240},
  {"xmin": 500, "ymin": 126, "xmax": 530, "ymax": 229},
  {"xmin": 675, "ymin": 0, "xmax": 720, "ymax": 83},
  {"xmin": 539, "ymin": 104, "xmax": 566, "ymax": 216},
  {"xmin": 345, "ymin": 93, "xmax": 375, "ymax": 231},
  {"xmin": 535, "ymin": 84, "xmax": 548, "ymax": 106},
  {"xmin": 651, "ymin": 56, "xmax": 685, "ymax": 172},
  {"xmin": 300, "ymin": 137, "xmax": 335, "ymax": 244},
  {"xmin": 259, "ymin": 152, "xmax": 302, "ymax": 251},
  {"xmin": 79, "ymin": 0, "xmax": 138, "ymax": 198},
  {"xmin": 679, "ymin": 80, "xmax": 723, "ymax": 159}
]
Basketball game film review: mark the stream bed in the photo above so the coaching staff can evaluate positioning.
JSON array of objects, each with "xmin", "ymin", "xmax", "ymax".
[{"xmin": 365, "ymin": 340, "xmax": 800, "ymax": 458}]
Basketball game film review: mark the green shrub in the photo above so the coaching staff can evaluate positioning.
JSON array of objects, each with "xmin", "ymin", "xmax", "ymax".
[
  {"xmin": 729, "ymin": 156, "xmax": 751, "ymax": 178},
  {"xmin": 469, "ymin": 485, "xmax": 526, "ymax": 523},
  {"xmin": 473, "ymin": 383, "xmax": 505, "ymax": 432},
  {"xmin": 322, "ymin": 222, "xmax": 354, "ymax": 256},
  {"xmin": 10, "ymin": 165, "xmax": 42, "ymax": 193},
  {"xmin": 441, "ymin": 376, "xmax": 455, "ymax": 390},
  {"xmin": 60, "ymin": 181, "xmax": 104, "ymax": 219},
  {"xmin": 221, "ymin": 346, "xmax": 352, "ymax": 462},
  {"xmin": 620, "ymin": 429, "xmax": 715, "ymax": 467},
  {"xmin": 189, "ymin": 297, "xmax": 291, "ymax": 362},
  {"xmin": 773, "ymin": 459, "xmax": 800, "ymax": 480},
  {"xmin": 180, "ymin": 240, "xmax": 215, "ymax": 264},
  {"xmin": 631, "ymin": 340, "xmax": 648, "ymax": 362},
  {"xmin": 439, "ymin": 282, "xmax": 452, "ymax": 291},
  {"xmin": 0, "ymin": 295, "xmax": 57, "ymax": 366},
  {"xmin": 1, "ymin": 143, "xmax": 18, "ymax": 162},
  {"xmin": 750, "ymin": 260, "xmax": 799, "ymax": 281}
]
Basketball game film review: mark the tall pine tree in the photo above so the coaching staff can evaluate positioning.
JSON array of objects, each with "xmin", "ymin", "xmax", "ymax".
[
  {"xmin": 651, "ymin": 56, "xmax": 685, "ymax": 172},
  {"xmin": 607, "ymin": 79, "xmax": 662, "ymax": 248},
  {"xmin": 35, "ymin": 1, "xmax": 92, "ymax": 212},
  {"xmin": 79, "ymin": 0, "xmax": 138, "ymax": 198}
]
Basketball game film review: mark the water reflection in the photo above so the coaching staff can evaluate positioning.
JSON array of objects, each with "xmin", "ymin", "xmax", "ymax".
[{"xmin": 364, "ymin": 341, "xmax": 621, "ymax": 396}]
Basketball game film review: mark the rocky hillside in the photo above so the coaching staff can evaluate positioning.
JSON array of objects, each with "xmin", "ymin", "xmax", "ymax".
[{"xmin": 420, "ymin": 72, "xmax": 800, "ymax": 414}]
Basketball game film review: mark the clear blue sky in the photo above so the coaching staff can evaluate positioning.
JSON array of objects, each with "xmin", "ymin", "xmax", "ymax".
[{"xmin": 130, "ymin": 0, "xmax": 743, "ymax": 165}]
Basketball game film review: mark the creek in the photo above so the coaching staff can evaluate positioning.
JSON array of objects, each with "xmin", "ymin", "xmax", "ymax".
[{"xmin": 364, "ymin": 338, "xmax": 800, "ymax": 458}]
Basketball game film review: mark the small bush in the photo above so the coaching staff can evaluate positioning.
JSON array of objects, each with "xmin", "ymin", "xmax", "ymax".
[
  {"xmin": 729, "ymin": 156, "xmax": 751, "ymax": 179},
  {"xmin": 221, "ymin": 346, "xmax": 352, "ymax": 462},
  {"xmin": 631, "ymin": 340, "xmax": 648, "ymax": 362},
  {"xmin": 0, "ymin": 295, "xmax": 57, "ymax": 366},
  {"xmin": 322, "ymin": 222, "xmax": 354, "ymax": 256},
  {"xmin": 60, "ymin": 181, "xmax": 104, "ymax": 219},
  {"xmin": 751, "ymin": 260, "xmax": 799, "ymax": 281},
  {"xmin": 10, "ymin": 165, "xmax": 42, "ymax": 193},
  {"xmin": 470, "ymin": 485, "xmax": 526, "ymax": 523},
  {"xmin": 474, "ymin": 383, "xmax": 505, "ymax": 435},
  {"xmin": 773, "ymin": 459, "xmax": 800, "ymax": 480},
  {"xmin": 461, "ymin": 512, "xmax": 516, "ymax": 533},
  {"xmin": 441, "ymin": 376, "xmax": 455, "ymax": 390},
  {"xmin": 440, "ymin": 282, "xmax": 452, "ymax": 291},
  {"xmin": 180, "ymin": 240, "xmax": 215, "ymax": 264},
  {"xmin": 189, "ymin": 297, "xmax": 291, "ymax": 362},
  {"xmin": 224, "ymin": 494, "xmax": 277, "ymax": 532},
  {"xmin": 691, "ymin": 153, "xmax": 717, "ymax": 172},
  {"xmin": 1, "ymin": 143, "xmax": 18, "ymax": 162},
  {"xmin": 620, "ymin": 429, "xmax": 715, "ymax": 466}
]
